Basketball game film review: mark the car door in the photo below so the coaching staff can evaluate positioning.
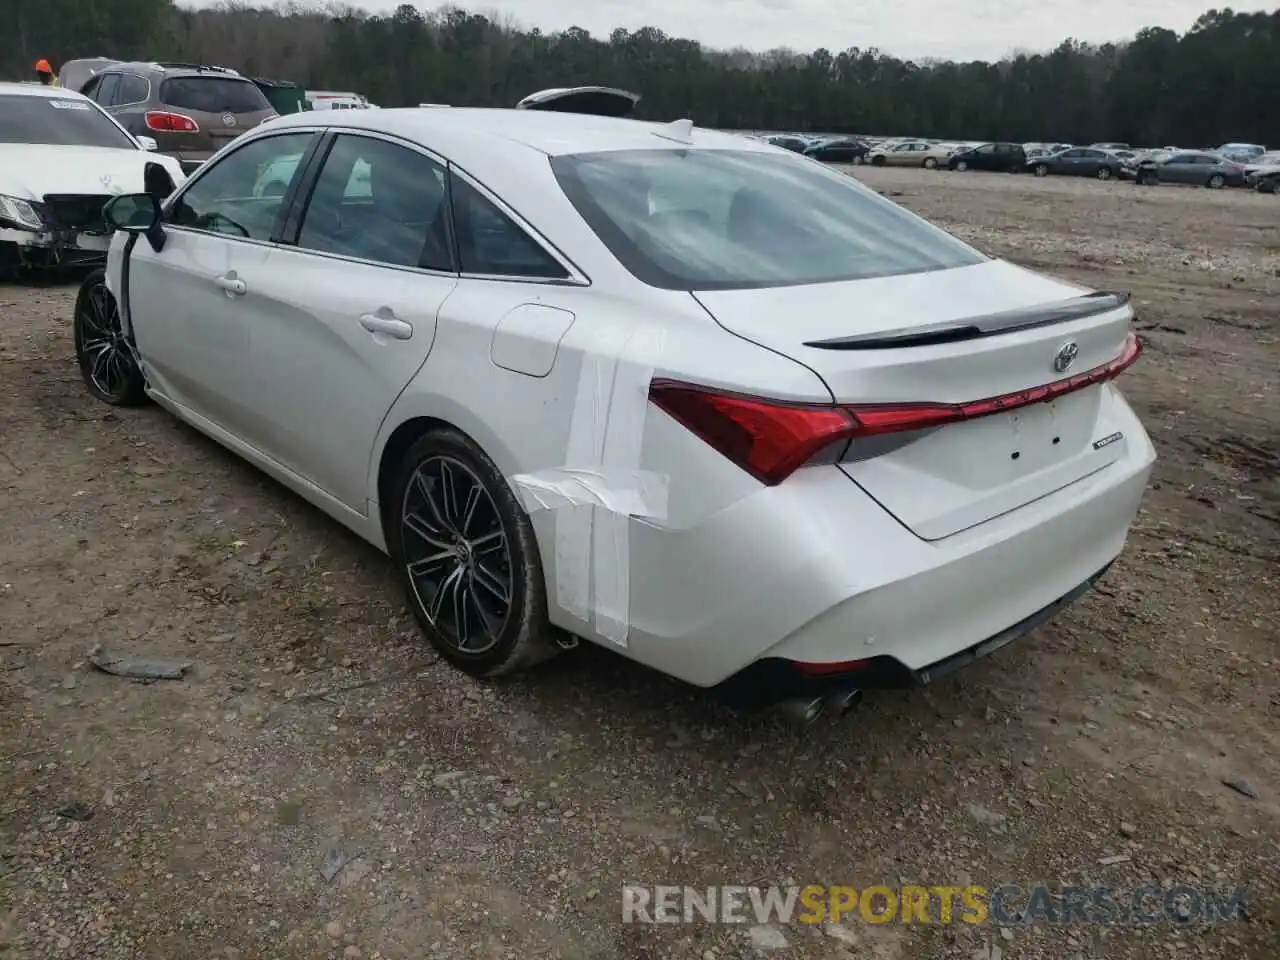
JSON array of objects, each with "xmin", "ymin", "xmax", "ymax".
[
  {"xmin": 1070, "ymin": 148, "xmax": 1100, "ymax": 176},
  {"xmin": 126, "ymin": 130, "xmax": 320, "ymax": 435},
  {"xmin": 972, "ymin": 144, "xmax": 997, "ymax": 170},
  {"xmin": 1162, "ymin": 154, "xmax": 1198, "ymax": 183},
  {"xmin": 236, "ymin": 132, "xmax": 461, "ymax": 509}
]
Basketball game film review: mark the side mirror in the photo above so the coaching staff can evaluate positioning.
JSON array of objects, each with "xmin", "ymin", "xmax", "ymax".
[
  {"xmin": 104, "ymin": 193, "xmax": 160, "ymax": 232},
  {"xmin": 103, "ymin": 193, "xmax": 166, "ymax": 252},
  {"xmin": 136, "ymin": 135, "xmax": 159, "ymax": 151}
]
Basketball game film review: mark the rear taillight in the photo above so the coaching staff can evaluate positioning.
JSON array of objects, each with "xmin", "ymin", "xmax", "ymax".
[
  {"xmin": 649, "ymin": 332, "xmax": 1142, "ymax": 486},
  {"xmin": 145, "ymin": 111, "xmax": 199, "ymax": 133}
]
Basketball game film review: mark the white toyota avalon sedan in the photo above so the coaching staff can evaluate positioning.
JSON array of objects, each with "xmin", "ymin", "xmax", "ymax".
[{"xmin": 76, "ymin": 94, "xmax": 1154, "ymax": 714}]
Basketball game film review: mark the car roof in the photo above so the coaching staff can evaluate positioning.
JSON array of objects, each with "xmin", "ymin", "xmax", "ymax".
[
  {"xmin": 0, "ymin": 81, "xmax": 91, "ymax": 101},
  {"xmin": 107, "ymin": 61, "xmax": 245, "ymax": 79},
  {"xmin": 264, "ymin": 107, "xmax": 772, "ymax": 159}
]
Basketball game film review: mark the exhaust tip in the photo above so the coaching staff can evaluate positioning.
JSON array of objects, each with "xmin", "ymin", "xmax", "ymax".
[
  {"xmin": 776, "ymin": 696, "xmax": 825, "ymax": 725},
  {"xmin": 825, "ymin": 688, "xmax": 863, "ymax": 716}
]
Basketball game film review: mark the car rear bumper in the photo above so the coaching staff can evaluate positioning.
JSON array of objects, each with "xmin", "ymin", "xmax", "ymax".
[{"xmin": 622, "ymin": 385, "xmax": 1155, "ymax": 691}]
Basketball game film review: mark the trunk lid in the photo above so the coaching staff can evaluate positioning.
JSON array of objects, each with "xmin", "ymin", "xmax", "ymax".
[
  {"xmin": 515, "ymin": 87, "xmax": 640, "ymax": 117},
  {"xmin": 693, "ymin": 259, "xmax": 1137, "ymax": 540}
]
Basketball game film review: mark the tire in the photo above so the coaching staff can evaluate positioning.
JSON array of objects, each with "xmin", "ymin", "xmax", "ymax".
[
  {"xmin": 73, "ymin": 269, "xmax": 148, "ymax": 406},
  {"xmin": 1206, "ymin": 174, "xmax": 1225, "ymax": 189},
  {"xmin": 870, "ymin": 155, "xmax": 885, "ymax": 167},
  {"xmin": 923, "ymin": 157, "xmax": 937, "ymax": 169},
  {"xmin": 389, "ymin": 428, "xmax": 554, "ymax": 677},
  {"xmin": 956, "ymin": 160, "xmax": 969, "ymax": 171},
  {"xmin": 1097, "ymin": 166, "xmax": 1112, "ymax": 181},
  {"xmin": 1268, "ymin": 178, "xmax": 1280, "ymax": 195},
  {"xmin": 851, "ymin": 154, "xmax": 863, "ymax": 165},
  {"xmin": 1034, "ymin": 164, "xmax": 1049, "ymax": 177}
]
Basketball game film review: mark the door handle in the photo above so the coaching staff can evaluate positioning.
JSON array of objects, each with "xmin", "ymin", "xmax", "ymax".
[
  {"xmin": 214, "ymin": 274, "xmax": 246, "ymax": 296},
  {"xmin": 359, "ymin": 312, "xmax": 413, "ymax": 340}
]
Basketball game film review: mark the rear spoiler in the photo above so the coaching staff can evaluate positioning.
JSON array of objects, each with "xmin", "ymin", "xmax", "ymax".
[{"xmin": 802, "ymin": 290, "xmax": 1131, "ymax": 350}]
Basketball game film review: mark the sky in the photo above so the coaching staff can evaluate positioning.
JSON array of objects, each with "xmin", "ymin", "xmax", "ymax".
[{"xmin": 253, "ymin": 0, "xmax": 1272, "ymax": 62}]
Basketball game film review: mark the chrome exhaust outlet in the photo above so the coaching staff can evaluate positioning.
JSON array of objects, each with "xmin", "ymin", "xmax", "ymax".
[
  {"xmin": 776, "ymin": 695, "xmax": 826, "ymax": 725},
  {"xmin": 825, "ymin": 688, "xmax": 863, "ymax": 716}
]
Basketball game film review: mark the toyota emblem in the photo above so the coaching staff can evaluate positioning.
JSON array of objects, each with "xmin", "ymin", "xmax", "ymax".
[
  {"xmin": 1053, "ymin": 340, "xmax": 1080, "ymax": 373},
  {"xmin": 222, "ymin": 113, "xmax": 237, "ymax": 127}
]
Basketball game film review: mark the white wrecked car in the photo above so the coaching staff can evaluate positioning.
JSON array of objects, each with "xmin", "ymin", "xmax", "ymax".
[{"xmin": 0, "ymin": 81, "xmax": 184, "ymax": 279}]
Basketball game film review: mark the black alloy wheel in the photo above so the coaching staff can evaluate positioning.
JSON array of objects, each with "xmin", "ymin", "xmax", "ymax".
[
  {"xmin": 73, "ymin": 269, "xmax": 147, "ymax": 406},
  {"xmin": 390, "ymin": 429, "xmax": 554, "ymax": 676}
]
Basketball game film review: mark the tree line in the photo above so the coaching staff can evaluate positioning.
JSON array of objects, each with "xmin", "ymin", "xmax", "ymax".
[{"xmin": 6, "ymin": 1, "xmax": 1279, "ymax": 146}]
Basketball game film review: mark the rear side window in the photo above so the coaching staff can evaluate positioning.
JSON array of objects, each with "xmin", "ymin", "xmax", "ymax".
[
  {"xmin": 449, "ymin": 172, "xmax": 568, "ymax": 279},
  {"xmin": 552, "ymin": 149, "xmax": 983, "ymax": 291},
  {"xmin": 117, "ymin": 75, "xmax": 149, "ymax": 105},
  {"xmin": 160, "ymin": 77, "xmax": 271, "ymax": 114},
  {"xmin": 296, "ymin": 134, "xmax": 452, "ymax": 270}
]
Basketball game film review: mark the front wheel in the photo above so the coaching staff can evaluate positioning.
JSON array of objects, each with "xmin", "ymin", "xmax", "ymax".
[
  {"xmin": 1034, "ymin": 164, "xmax": 1049, "ymax": 177},
  {"xmin": 73, "ymin": 269, "xmax": 148, "ymax": 406},
  {"xmin": 923, "ymin": 157, "xmax": 937, "ymax": 169},
  {"xmin": 870, "ymin": 155, "xmax": 885, "ymax": 167},
  {"xmin": 389, "ymin": 429, "xmax": 554, "ymax": 677},
  {"xmin": 1206, "ymin": 173, "xmax": 1225, "ymax": 189},
  {"xmin": 956, "ymin": 160, "xmax": 969, "ymax": 171}
]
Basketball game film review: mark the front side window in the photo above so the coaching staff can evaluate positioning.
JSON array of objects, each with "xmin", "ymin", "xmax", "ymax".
[
  {"xmin": 170, "ymin": 132, "xmax": 315, "ymax": 240},
  {"xmin": 552, "ymin": 148, "xmax": 983, "ymax": 291},
  {"xmin": 450, "ymin": 172, "xmax": 569, "ymax": 279},
  {"xmin": 295, "ymin": 135, "xmax": 451, "ymax": 270},
  {"xmin": 0, "ymin": 94, "xmax": 136, "ymax": 149}
]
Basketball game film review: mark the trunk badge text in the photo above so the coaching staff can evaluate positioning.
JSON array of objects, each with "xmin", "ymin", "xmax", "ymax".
[{"xmin": 1053, "ymin": 340, "xmax": 1080, "ymax": 373}]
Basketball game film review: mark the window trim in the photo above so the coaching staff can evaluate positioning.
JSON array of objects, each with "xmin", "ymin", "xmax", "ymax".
[
  {"xmin": 163, "ymin": 128, "xmax": 325, "ymax": 246},
  {"xmin": 283, "ymin": 129, "xmax": 459, "ymax": 276}
]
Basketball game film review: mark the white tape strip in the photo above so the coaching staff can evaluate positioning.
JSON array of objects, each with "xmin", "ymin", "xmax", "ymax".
[{"xmin": 510, "ymin": 326, "xmax": 665, "ymax": 647}]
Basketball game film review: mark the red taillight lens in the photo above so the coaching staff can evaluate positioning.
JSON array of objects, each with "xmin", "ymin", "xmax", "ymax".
[
  {"xmin": 145, "ymin": 111, "xmax": 199, "ymax": 133},
  {"xmin": 648, "ymin": 381, "xmax": 856, "ymax": 485},
  {"xmin": 650, "ymin": 333, "xmax": 1142, "ymax": 486}
]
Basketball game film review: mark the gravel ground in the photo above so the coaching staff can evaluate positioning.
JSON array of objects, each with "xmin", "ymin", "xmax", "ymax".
[{"xmin": 1, "ymin": 168, "xmax": 1277, "ymax": 959}]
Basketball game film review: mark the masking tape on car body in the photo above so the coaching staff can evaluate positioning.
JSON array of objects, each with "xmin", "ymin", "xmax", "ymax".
[{"xmin": 510, "ymin": 326, "xmax": 667, "ymax": 648}]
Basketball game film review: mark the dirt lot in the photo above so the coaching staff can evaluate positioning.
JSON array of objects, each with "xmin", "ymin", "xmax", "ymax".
[{"xmin": 1, "ymin": 169, "xmax": 1277, "ymax": 960}]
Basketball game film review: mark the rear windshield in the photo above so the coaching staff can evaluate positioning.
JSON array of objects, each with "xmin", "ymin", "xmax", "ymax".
[
  {"xmin": 0, "ymin": 94, "xmax": 136, "ymax": 149},
  {"xmin": 160, "ymin": 77, "xmax": 271, "ymax": 114},
  {"xmin": 551, "ymin": 149, "xmax": 983, "ymax": 290}
]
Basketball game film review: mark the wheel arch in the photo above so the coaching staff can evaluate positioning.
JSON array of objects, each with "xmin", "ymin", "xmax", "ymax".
[{"xmin": 370, "ymin": 397, "xmax": 526, "ymax": 554}]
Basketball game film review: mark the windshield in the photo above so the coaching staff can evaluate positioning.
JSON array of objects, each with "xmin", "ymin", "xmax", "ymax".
[
  {"xmin": 0, "ymin": 94, "xmax": 136, "ymax": 149},
  {"xmin": 551, "ymin": 149, "xmax": 984, "ymax": 290}
]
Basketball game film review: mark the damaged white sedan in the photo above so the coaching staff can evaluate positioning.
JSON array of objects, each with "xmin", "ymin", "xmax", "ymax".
[
  {"xmin": 73, "ymin": 97, "xmax": 1154, "ymax": 716},
  {"xmin": 0, "ymin": 82, "xmax": 184, "ymax": 279}
]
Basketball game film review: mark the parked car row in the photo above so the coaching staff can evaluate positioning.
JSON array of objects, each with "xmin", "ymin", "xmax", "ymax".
[{"xmin": 760, "ymin": 130, "xmax": 1277, "ymax": 193}]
